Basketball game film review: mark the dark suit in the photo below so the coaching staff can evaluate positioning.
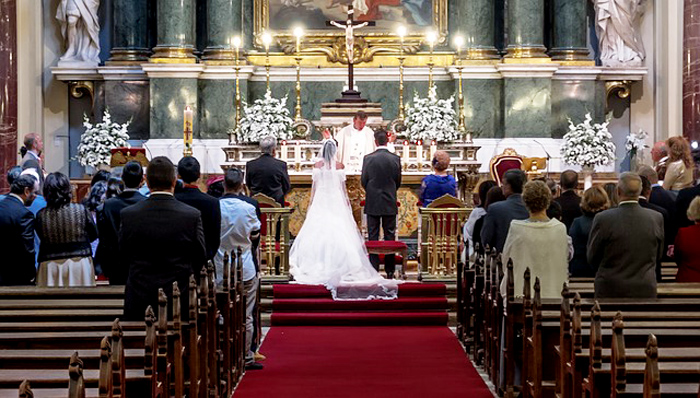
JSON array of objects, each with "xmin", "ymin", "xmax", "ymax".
[
  {"xmin": 361, "ymin": 148, "xmax": 402, "ymax": 275},
  {"xmin": 480, "ymin": 194, "xmax": 529, "ymax": 253},
  {"xmin": 175, "ymin": 187, "xmax": 221, "ymax": 261},
  {"xmin": 650, "ymin": 185, "xmax": 677, "ymax": 253},
  {"xmin": 120, "ymin": 194, "xmax": 207, "ymax": 321},
  {"xmin": 587, "ymin": 202, "xmax": 664, "ymax": 299},
  {"xmin": 245, "ymin": 154, "xmax": 291, "ymax": 206},
  {"xmin": 639, "ymin": 197, "xmax": 669, "ymax": 282},
  {"xmin": 554, "ymin": 190, "xmax": 582, "ymax": 231},
  {"xmin": 0, "ymin": 196, "xmax": 37, "ymax": 285},
  {"xmin": 96, "ymin": 190, "xmax": 146, "ymax": 285},
  {"xmin": 20, "ymin": 152, "xmax": 44, "ymax": 189},
  {"xmin": 675, "ymin": 184, "xmax": 700, "ymax": 229}
]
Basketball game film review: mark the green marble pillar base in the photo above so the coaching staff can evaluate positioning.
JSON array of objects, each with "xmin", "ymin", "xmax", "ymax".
[
  {"xmin": 504, "ymin": 78, "xmax": 552, "ymax": 138},
  {"xmin": 150, "ymin": 78, "xmax": 199, "ymax": 139},
  {"xmin": 150, "ymin": 46, "xmax": 197, "ymax": 63}
]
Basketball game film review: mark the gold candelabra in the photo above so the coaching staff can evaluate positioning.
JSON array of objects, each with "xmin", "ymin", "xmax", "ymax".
[
  {"xmin": 455, "ymin": 37, "xmax": 468, "ymax": 142},
  {"xmin": 262, "ymin": 32, "xmax": 273, "ymax": 92},
  {"xmin": 294, "ymin": 28, "xmax": 304, "ymax": 122},
  {"xmin": 233, "ymin": 36, "xmax": 242, "ymax": 133},
  {"xmin": 426, "ymin": 31, "xmax": 437, "ymax": 93},
  {"xmin": 397, "ymin": 26, "xmax": 407, "ymax": 121}
]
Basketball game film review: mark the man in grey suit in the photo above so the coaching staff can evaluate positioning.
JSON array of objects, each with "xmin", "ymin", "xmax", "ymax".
[
  {"xmin": 587, "ymin": 172, "xmax": 664, "ymax": 299},
  {"xmin": 481, "ymin": 169, "xmax": 529, "ymax": 252},
  {"xmin": 20, "ymin": 133, "xmax": 44, "ymax": 190}
]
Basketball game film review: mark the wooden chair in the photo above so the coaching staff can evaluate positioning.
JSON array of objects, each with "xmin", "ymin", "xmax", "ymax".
[
  {"xmin": 418, "ymin": 194, "xmax": 471, "ymax": 278},
  {"xmin": 252, "ymin": 193, "xmax": 294, "ymax": 277},
  {"xmin": 489, "ymin": 148, "xmax": 524, "ymax": 185}
]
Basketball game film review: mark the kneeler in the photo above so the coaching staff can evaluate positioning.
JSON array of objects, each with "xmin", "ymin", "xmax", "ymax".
[{"xmin": 365, "ymin": 240, "xmax": 408, "ymax": 280}]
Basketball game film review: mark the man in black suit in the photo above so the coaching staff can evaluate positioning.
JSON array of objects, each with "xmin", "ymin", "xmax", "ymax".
[
  {"xmin": 20, "ymin": 134, "xmax": 44, "ymax": 190},
  {"xmin": 245, "ymin": 136, "xmax": 291, "ymax": 206},
  {"xmin": 588, "ymin": 173, "xmax": 664, "ymax": 299},
  {"xmin": 175, "ymin": 157, "xmax": 221, "ymax": 261},
  {"xmin": 361, "ymin": 128, "xmax": 402, "ymax": 279},
  {"xmin": 554, "ymin": 170, "xmax": 582, "ymax": 231},
  {"xmin": 639, "ymin": 175, "xmax": 669, "ymax": 282},
  {"xmin": 120, "ymin": 157, "xmax": 207, "ymax": 321},
  {"xmin": 0, "ymin": 174, "xmax": 39, "ymax": 285},
  {"xmin": 481, "ymin": 169, "xmax": 529, "ymax": 252},
  {"xmin": 639, "ymin": 165, "xmax": 676, "ymax": 222},
  {"xmin": 96, "ymin": 161, "xmax": 147, "ymax": 285}
]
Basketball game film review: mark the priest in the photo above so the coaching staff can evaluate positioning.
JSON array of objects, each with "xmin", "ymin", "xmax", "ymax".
[{"xmin": 335, "ymin": 111, "xmax": 376, "ymax": 174}]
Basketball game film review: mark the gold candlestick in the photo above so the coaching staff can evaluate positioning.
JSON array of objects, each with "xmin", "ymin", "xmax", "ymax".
[
  {"xmin": 426, "ymin": 31, "xmax": 437, "ymax": 93},
  {"xmin": 262, "ymin": 32, "xmax": 273, "ymax": 92},
  {"xmin": 293, "ymin": 27, "xmax": 304, "ymax": 122},
  {"xmin": 183, "ymin": 105, "xmax": 193, "ymax": 157},
  {"xmin": 454, "ymin": 36, "xmax": 468, "ymax": 141},
  {"xmin": 397, "ymin": 26, "xmax": 407, "ymax": 121},
  {"xmin": 233, "ymin": 36, "xmax": 242, "ymax": 133}
]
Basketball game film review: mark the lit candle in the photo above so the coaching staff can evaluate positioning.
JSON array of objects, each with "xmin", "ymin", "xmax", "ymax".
[
  {"xmin": 183, "ymin": 105, "xmax": 194, "ymax": 153},
  {"xmin": 430, "ymin": 140, "xmax": 437, "ymax": 162},
  {"xmin": 280, "ymin": 140, "xmax": 288, "ymax": 162},
  {"xmin": 416, "ymin": 140, "xmax": 423, "ymax": 170},
  {"xmin": 402, "ymin": 140, "xmax": 410, "ymax": 165},
  {"xmin": 294, "ymin": 27, "xmax": 304, "ymax": 55},
  {"xmin": 232, "ymin": 36, "xmax": 241, "ymax": 65},
  {"xmin": 294, "ymin": 141, "xmax": 302, "ymax": 163},
  {"xmin": 454, "ymin": 35, "xmax": 464, "ymax": 66}
]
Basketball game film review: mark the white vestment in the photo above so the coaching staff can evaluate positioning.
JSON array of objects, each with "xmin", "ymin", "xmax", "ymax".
[{"xmin": 335, "ymin": 125, "xmax": 376, "ymax": 174}]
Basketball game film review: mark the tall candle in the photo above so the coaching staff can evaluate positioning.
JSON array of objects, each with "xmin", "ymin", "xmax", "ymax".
[
  {"xmin": 430, "ymin": 140, "xmax": 437, "ymax": 162},
  {"xmin": 402, "ymin": 140, "xmax": 410, "ymax": 165},
  {"xmin": 294, "ymin": 141, "xmax": 302, "ymax": 163},
  {"xmin": 183, "ymin": 105, "xmax": 194, "ymax": 152},
  {"xmin": 280, "ymin": 140, "xmax": 288, "ymax": 162},
  {"xmin": 416, "ymin": 140, "xmax": 423, "ymax": 170}
]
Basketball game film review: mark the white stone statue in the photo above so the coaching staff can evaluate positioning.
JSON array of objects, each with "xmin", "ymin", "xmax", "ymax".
[
  {"xmin": 593, "ymin": 0, "xmax": 646, "ymax": 67},
  {"xmin": 56, "ymin": 0, "xmax": 101, "ymax": 67}
]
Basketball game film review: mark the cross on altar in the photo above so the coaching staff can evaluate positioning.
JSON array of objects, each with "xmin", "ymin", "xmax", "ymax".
[{"xmin": 326, "ymin": 5, "xmax": 375, "ymax": 103}]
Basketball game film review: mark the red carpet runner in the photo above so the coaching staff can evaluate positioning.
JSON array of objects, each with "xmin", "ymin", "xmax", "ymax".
[
  {"xmin": 233, "ymin": 326, "xmax": 494, "ymax": 398},
  {"xmin": 271, "ymin": 283, "xmax": 449, "ymax": 326}
]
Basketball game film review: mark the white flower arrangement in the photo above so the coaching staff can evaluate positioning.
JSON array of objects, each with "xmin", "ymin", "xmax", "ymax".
[
  {"xmin": 625, "ymin": 129, "xmax": 649, "ymax": 154},
  {"xmin": 232, "ymin": 90, "xmax": 294, "ymax": 144},
  {"xmin": 560, "ymin": 113, "xmax": 616, "ymax": 168},
  {"xmin": 404, "ymin": 86, "xmax": 459, "ymax": 143},
  {"xmin": 76, "ymin": 109, "xmax": 130, "ymax": 168}
]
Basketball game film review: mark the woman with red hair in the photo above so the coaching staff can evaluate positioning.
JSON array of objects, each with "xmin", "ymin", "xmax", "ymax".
[{"xmin": 663, "ymin": 136, "xmax": 694, "ymax": 193}]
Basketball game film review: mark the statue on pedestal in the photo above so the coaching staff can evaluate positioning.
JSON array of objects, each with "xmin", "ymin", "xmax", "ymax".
[
  {"xmin": 593, "ymin": 0, "xmax": 646, "ymax": 67},
  {"xmin": 56, "ymin": 0, "xmax": 101, "ymax": 67}
]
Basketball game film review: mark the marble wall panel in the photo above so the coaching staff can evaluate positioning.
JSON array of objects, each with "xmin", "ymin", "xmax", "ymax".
[
  {"xmin": 507, "ymin": 0, "xmax": 545, "ymax": 48},
  {"xmin": 104, "ymin": 81, "xmax": 151, "ymax": 140},
  {"xmin": 684, "ymin": 0, "xmax": 700, "ymax": 142},
  {"xmin": 0, "ymin": 0, "xmax": 17, "ymax": 191},
  {"xmin": 504, "ymin": 78, "xmax": 551, "ymax": 137},
  {"xmin": 551, "ymin": 80, "xmax": 597, "ymax": 138},
  {"xmin": 199, "ymin": 79, "xmax": 236, "ymax": 139},
  {"xmin": 463, "ymin": 79, "xmax": 503, "ymax": 138},
  {"xmin": 150, "ymin": 78, "xmax": 199, "ymax": 139}
]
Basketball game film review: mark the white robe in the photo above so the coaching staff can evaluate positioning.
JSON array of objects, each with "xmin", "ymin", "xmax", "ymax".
[{"xmin": 335, "ymin": 125, "xmax": 376, "ymax": 174}]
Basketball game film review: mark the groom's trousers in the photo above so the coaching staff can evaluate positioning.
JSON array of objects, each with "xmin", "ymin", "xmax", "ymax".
[{"xmin": 367, "ymin": 215, "xmax": 397, "ymax": 276}]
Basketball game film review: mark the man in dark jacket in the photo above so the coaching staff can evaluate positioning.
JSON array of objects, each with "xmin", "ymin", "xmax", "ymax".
[
  {"xmin": 96, "ymin": 161, "xmax": 146, "ymax": 285},
  {"xmin": 0, "ymin": 174, "xmax": 39, "ymax": 285},
  {"xmin": 121, "ymin": 157, "xmax": 207, "ymax": 321},
  {"xmin": 245, "ymin": 136, "xmax": 291, "ymax": 206},
  {"xmin": 588, "ymin": 173, "xmax": 664, "ymax": 299},
  {"xmin": 175, "ymin": 157, "xmax": 221, "ymax": 261},
  {"xmin": 554, "ymin": 170, "xmax": 582, "ymax": 231},
  {"xmin": 639, "ymin": 175, "xmax": 669, "ymax": 282},
  {"xmin": 361, "ymin": 129, "xmax": 402, "ymax": 278},
  {"xmin": 481, "ymin": 169, "xmax": 529, "ymax": 252}
]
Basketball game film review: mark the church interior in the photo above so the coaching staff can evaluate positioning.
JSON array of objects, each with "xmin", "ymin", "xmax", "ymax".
[{"xmin": 1, "ymin": 0, "xmax": 699, "ymax": 396}]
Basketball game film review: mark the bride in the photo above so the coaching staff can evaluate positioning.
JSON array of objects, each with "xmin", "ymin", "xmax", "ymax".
[{"xmin": 289, "ymin": 139, "xmax": 399, "ymax": 300}]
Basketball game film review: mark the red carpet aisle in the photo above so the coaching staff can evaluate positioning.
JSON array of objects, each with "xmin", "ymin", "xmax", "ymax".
[
  {"xmin": 271, "ymin": 283, "xmax": 449, "ymax": 326},
  {"xmin": 233, "ymin": 326, "xmax": 494, "ymax": 398}
]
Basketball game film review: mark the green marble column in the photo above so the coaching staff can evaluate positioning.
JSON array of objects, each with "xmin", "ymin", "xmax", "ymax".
[
  {"xmin": 551, "ymin": 80, "xmax": 597, "ymax": 138},
  {"xmin": 110, "ymin": 0, "xmax": 149, "ymax": 62},
  {"xmin": 505, "ymin": 0, "xmax": 548, "ymax": 60},
  {"xmin": 551, "ymin": 0, "xmax": 589, "ymax": 60},
  {"xmin": 151, "ymin": 0, "xmax": 197, "ymax": 62},
  {"xmin": 150, "ymin": 78, "xmax": 199, "ymax": 138},
  {"xmin": 241, "ymin": 0, "xmax": 254, "ymax": 49},
  {"xmin": 202, "ymin": 0, "xmax": 241, "ymax": 61},
  {"xmin": 450, "ymin": 0, "xmax": 499, "ymax": 59},
  {"xmin": 504, "ymin": 78, "xmax": 551, "ymax": 137}
]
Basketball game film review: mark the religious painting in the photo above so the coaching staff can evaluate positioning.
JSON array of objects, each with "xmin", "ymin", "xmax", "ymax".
[
  {"xmin": 268, "ymin": 0, "xmax": 434, "ymax": 31},
  {"xmin": 254, "ymin": 0, "xmax": 448, "ymax": 61}
]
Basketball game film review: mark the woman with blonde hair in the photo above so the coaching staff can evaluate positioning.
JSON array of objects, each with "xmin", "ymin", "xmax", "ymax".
[
  {"xmin": 568, "ymin": 186, "xmax": 610, "ymax": 277},
  {"xmin": 419, "ymin": 150, "xmax": 457, "ymax": 206},
  {"xmin": 663, "ymin": 136, "xmax": 694, "ymax": 193}
]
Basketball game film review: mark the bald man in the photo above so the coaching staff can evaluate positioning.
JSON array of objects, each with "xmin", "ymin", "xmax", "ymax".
[{"xmin": 587, "ymin": 172, "xmax": 664, "ymax": 299}]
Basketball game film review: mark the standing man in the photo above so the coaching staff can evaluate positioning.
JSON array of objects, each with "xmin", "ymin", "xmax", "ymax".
[
  {"xmin": 554, "ymin": 170, "xmax": 582, "ymax": 231},
  {"xmin": 175, "ymin": 157, "xmax": 221, "ymax": 261},
  {"xmin": 96, "ymin": 161, "xmax": 146, "ymax": 285},
  {"xmin": 361, "ymin": 129, "xmax": 402, "ymax": 279},
  {"xmin": 0, "ymin": 174, "xmax": 39, "ymax": 285},
  {"xmin": 120, "ymin": 157, "xmax": 207, "ymax": 321},
  {"xmin": 246, "ymin": 136, "xmax": 291, "ymax": 206},
  {"xmin": 336, "ymin": 111, "xmax": 376, "ymax": 174},
  {"xmin": 20, "ymin": 133, "xmax": 44, "ymax": 190},
  {"xmin": 587, "ymin": 173, "xmax": 664, "ymax": 299}
]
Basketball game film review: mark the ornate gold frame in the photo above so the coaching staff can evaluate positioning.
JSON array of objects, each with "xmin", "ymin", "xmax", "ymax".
[{"xmin": 254, "ymin": 0, "xmax": 449, "ymax": 64}]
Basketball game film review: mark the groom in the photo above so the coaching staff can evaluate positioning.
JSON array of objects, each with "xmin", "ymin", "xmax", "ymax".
[{"xmin": 361, "ymin": 128, "xmax": 402, "ymax": 279}]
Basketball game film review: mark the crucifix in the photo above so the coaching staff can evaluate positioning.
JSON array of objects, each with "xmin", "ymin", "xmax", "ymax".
[{"xmin": 326, "ymin": 4, "xmax": 375, "ymax": 103}]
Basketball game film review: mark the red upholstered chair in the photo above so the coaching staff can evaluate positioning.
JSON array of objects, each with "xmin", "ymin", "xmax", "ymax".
[
  {"xmin": 489, "ymin": 148, "xmax": 524, "ymax": 185},
  {"xmin": 252, "ymin": 193, "xmax": 294, "ymax": 277},
  {"xmin": 418, "ymin": 194, "xmax": 471, "ymax": 278}
]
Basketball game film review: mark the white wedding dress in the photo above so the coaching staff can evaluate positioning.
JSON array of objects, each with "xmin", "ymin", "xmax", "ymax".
[{"xmin": 289, "ymin": 141, "xmax": 399, "ymax": 301}]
